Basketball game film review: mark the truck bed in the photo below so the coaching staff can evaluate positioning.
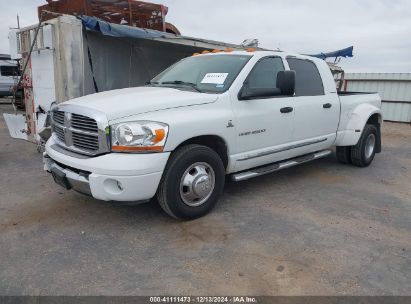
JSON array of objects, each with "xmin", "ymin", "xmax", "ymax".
[{"xmin": 338, "ymin": 91, "xmax": 376, "ymax": 96}]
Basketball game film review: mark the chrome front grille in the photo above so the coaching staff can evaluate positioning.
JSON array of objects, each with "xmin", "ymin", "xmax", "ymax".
[
  {"xmin": 53, "ymin": 111, "xmax": 65, "ymax": 125},
  {"xmin": 51, "ymin": 106, "xmax": 109, "ymax": 156},
  {"xmin": 53, "ymin": 124, "xmax": 65, "ymax": 142},
  {"xmin": 71, "ymin": 114, "xmax": 99, "ymax": 133},
  {"xmin": 72, "ymin": 132, "xmax": 99, "ymax": 150}
]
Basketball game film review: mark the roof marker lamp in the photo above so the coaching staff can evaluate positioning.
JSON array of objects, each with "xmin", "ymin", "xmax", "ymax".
[{"xmin": 111, "ymin": 121, "xmax": 169, "ymax": 153}]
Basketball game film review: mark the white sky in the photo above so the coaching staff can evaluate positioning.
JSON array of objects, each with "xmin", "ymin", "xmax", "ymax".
[{"xmin": 1, "ymin": 0, "xmax": 410, "ymax": 72}]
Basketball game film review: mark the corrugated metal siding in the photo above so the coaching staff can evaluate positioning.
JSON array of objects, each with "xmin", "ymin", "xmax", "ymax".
[
  {"xmin": 344, "ymin": 73, "xmax": 411, "ymax": 123},
  {"xmin": 381, "ymin": 102, "xmax": 411, "ymax": 122},
  {"xmin": 345, "ymin": 80, "xmax": 411, "ymax": 102}
]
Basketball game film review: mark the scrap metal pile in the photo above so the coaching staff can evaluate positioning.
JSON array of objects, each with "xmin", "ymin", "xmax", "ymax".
[{"xmin": 38, "ymin": 0, "xmax": 180, "ymax": 34}]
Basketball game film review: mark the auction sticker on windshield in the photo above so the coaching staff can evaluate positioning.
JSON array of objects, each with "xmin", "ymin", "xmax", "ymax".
[{"xmin": 201, "ymin": 73, "xmax": 228, "ymax": 85}]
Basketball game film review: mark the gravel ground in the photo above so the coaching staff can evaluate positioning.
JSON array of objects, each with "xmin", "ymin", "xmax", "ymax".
[{"xmin": 0, "ymin": 104, "xmax": 410, "ymax": 296}]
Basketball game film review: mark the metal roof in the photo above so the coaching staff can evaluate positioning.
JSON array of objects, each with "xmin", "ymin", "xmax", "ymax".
[{"xmin": 80, "ymin": 15, "xmax": 253, "ymax": 51}]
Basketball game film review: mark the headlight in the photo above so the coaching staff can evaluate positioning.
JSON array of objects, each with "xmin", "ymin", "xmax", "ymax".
[{"xmin": 111, "ymin": 121, "xmax": 169, "ymax": 153}]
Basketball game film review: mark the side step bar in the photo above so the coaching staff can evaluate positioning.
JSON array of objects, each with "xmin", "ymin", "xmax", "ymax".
[{"xmin": 232, "ymin": 150, "xmax": 332, "ymax": 182}]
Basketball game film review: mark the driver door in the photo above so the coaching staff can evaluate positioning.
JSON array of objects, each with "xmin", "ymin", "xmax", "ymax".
[{"xmin": 232, "ymin": 56, "xmax": 295, "ymax": 172}]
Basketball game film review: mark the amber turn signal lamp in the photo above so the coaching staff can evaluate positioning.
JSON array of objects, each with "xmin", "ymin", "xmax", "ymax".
[{"xmin": 153, "ymin": 129, "xmax": 166, "ymax": 144}]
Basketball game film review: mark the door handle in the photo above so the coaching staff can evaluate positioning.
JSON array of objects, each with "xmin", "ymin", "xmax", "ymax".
[
  {"xmin": 323, "ymin": 103, "xmax": 332, "ymax": 109},
  {"xmin": 280, "ymin": 107, "xmax": 293, "ymax": 113}
]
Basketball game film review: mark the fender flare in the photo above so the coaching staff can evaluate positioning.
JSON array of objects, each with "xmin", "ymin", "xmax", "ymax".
[{"xmin": 336, "ymin": 104, "xmax": 382, "ymax": 148}]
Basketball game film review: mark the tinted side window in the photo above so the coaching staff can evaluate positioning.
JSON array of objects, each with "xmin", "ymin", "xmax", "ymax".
[
  {"xmin": 286, "ymin": 58, "xmax": 324, "ymax": 96},
  {"xmin": 0, "ymin": 66, "xmax": 20, "ymax": 77},
  {"xmin": 247, "ymin": 57, "xmax": 285, "ymax": 89}
]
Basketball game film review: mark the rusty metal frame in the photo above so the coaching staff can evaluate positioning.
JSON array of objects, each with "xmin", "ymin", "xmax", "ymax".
[{"xmin": 38, "ymin": 0, "xmax": 174, "ymax": 32}]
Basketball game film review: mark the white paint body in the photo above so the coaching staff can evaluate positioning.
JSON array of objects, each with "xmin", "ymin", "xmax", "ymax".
[{"xmin": 45, "ymin": 51, "xmax": 382, "ymax": 202}]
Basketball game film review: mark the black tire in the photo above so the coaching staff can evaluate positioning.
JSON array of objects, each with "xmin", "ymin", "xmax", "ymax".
[
  {"xmin": 351, "ymin": 124, "xmax": 378, "ymax": 167},
  {"xmin": 336, "ymin": 146, "xmax": 352, "ymax": 164},
  {"xmin": 157, "ymin": 144, "xmax": 225, "ymax": 220}
]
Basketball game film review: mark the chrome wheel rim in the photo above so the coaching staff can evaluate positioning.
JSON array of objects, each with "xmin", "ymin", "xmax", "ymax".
[
  {"xmin": 179, "ymin": 162, "xmax": 215, "ymax": 207},
  {"xmin": 365, "ymin": 133, "xmax": 376, "ymax": 160}
]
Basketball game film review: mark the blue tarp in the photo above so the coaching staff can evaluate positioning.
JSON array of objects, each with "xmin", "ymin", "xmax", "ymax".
[
  {"xmin": 80, "ymin": 15, "xmax": 175, "ymax": 39},
  {"xmin": 80, "ymin": 15, "xmax": 354, "ymax": 60},
  {"xmin": 309, "ymin": 46, "xmax": 354, "ymax": 60}
]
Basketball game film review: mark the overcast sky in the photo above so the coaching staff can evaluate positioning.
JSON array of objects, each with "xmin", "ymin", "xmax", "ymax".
[{"xmin": 1, "ymin": 0, "xmax": 410, "ymax": 72}]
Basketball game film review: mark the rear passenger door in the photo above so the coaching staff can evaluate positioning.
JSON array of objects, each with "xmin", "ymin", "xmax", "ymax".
[{"xmin": 286, "ymin": 57, "xmax": 339, "ymax": 151}]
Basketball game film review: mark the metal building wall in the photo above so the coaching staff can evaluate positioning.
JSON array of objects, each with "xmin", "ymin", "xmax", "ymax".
[{"xmin": 343, "ymin": 73, "xmax": 411, "ymax": 123}]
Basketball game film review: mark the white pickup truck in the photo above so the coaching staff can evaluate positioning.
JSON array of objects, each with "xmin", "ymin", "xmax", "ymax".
[{"xmin": 43, "ymin": 50, "xmax": 382, "ymax": 219}]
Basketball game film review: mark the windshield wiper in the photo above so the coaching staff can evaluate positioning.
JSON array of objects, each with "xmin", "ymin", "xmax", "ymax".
[{"xmin": 161, "ymin": 80, "xmax": 203, "ymax": 93}]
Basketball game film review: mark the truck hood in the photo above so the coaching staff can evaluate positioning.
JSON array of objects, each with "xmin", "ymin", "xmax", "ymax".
[{"xmin": 62, "ymin": 87, "xmax": 218, "ymax": 121}]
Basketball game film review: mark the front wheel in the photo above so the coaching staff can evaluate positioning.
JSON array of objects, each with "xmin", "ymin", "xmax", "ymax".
[{"xmin": 157, "ymin": 144, "xmax": 225, "ymax": 220}]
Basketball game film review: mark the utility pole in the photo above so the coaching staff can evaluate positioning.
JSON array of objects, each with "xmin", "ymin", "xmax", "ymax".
[{"xmin": 17, "ymin": 14, "xmax": 20, "ymax": 29}]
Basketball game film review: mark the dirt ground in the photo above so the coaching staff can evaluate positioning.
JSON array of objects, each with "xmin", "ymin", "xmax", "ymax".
[{"xmin": 0, "ymin": 104, "xmax": 410, "ymax": 296}]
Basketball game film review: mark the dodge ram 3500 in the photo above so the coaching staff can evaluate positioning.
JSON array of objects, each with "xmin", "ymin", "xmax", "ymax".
[{"xmin": 43, "ymin": 51, "xmax": 382, "ymax": 219}]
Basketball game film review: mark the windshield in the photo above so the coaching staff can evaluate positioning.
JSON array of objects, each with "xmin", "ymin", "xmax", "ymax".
[{"xmin": 151, "ymin": 55, "xmax": 252, "ymax": 93}]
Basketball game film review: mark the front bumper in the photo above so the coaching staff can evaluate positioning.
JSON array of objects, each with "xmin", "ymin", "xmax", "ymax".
[
  {"xmin": 44, "ymin": 137, "xmax": 170, "ymax": 202},
  {"xmin": 44, "ymin": 155, "xmax": 92, "ymax": 196}
]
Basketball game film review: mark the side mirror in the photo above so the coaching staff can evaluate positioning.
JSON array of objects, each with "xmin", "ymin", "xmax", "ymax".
[
  {"xmin": 239, "ymin": 86, "xmax": 281, "ymax": 100},
  {"xmin": 276, "ymin": 70, "xmax": 296, "ymax": 96},
  {"xmin": 239, "ymin": 70, "xmax": 296, "ymax": 100}
]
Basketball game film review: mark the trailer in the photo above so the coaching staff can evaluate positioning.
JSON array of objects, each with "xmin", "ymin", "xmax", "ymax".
[{"xmin": 4, "ymin": 14, "xmax": 248, "ymax": 145}]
